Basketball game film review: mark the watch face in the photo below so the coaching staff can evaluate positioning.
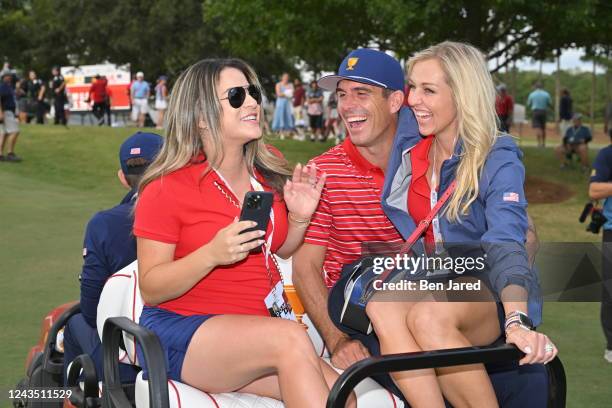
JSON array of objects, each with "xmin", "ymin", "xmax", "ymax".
[{"xmin": 518, "ymin": 313, "xmax": 534, "ymax": 329}]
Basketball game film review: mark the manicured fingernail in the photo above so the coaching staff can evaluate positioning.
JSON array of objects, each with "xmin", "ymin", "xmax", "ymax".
[
  {"xmin": 259, "ymin": 230, "xmax": 266, "ymax": 236},
  {"xmin": 525, "ymin": 346, "xmax": 532, "ymax": 354}
]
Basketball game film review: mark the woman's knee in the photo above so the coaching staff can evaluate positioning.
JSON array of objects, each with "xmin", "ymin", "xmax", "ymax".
[
  {"xmin": 407, "ymin": 304, "xmax": 457, "ymax": 348},
  {"xmin": 270, "ymin": 320, "xmax": 318, "ymax": 363},
  {"xmin": 366, "ymin": 301, "xmax": 411, "ymax": 337}
]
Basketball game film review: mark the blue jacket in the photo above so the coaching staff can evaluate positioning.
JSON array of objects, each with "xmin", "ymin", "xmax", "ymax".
[
  {"xmin": 381, "ymin": 108, "xmax": 542, "ymax": 325},
  {"xmin": 80, "ymin": 190, "xmax": 137, "ymax": 328}
]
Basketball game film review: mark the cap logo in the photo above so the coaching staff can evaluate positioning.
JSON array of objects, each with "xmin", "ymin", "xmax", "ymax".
[
  {"xmin": 346, "ymin": 57, "xmax": 359, "ymax": 70},
  {"xmin": 130, "ymin": 147, "xmax": 141, "ymax": 155}
]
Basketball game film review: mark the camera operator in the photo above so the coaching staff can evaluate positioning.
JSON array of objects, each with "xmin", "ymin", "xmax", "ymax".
[{"xmin": 589, "ymin": 129, "xmax": 612, "ymax": 363}]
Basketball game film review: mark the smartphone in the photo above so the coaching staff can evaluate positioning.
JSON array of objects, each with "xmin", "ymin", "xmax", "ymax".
[{"xmin": 239, "ymin": 191, "xmax": 274, "ymax": 251}]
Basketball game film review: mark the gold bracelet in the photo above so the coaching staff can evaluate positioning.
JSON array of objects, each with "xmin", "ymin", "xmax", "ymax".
[{"xmin": 288, "ymin": 212, "xmax": 311, "ymax": 224}]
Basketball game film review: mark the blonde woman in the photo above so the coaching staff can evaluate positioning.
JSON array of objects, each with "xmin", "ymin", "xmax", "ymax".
[
  {"xmin": 368, "ymin": 42, "xmax": 558, "ymax": 407},
  {"xmin": 134, "ymin": 59, "xmax": 354, "ymax": 408}
]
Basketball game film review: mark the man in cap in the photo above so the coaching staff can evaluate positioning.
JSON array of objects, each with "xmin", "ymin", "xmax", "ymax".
[
  {"xmin": 555, "ymin": 112, "xmax": 592, "ymax": 171},
  {"xmin": 62, "ymin": 132, "xmax": 163, "ymax": 384},
  {"xmin": 130, "ymin": 71, "xmax": 150, "ymax": 128},
  {"xmin": 293, "ymin": 48, "xmax": 542, "ymax": 405},
  {"xmin": 88, "ymin": 74, "xmax": 109, "ymax": 126},
  {"xmin": 0, "ymin": 70, "xmax": 22, "ymax": 162},
  {"xmin": 495, "ymin": 83, "xmax": 513, "ymax": 133},
  {"xmin": 293, "ymin": 49, "xmax": 405, "ymax": 372}
]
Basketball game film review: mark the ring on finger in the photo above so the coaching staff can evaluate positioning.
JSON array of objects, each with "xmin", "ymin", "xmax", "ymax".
[{"xmin": 544, "ymin": 343, "xmax": 554, "ymax": 353}]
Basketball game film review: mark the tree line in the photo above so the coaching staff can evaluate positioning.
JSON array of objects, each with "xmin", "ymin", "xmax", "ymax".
[{"xmin": 1, "ymin": 0, "xmax": 610, "ymax": 111}]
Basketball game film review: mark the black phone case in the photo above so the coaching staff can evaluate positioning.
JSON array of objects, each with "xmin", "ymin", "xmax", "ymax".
[{"xmin": 239, "ymin": 191, "xmax": 274, "ymax": 251}]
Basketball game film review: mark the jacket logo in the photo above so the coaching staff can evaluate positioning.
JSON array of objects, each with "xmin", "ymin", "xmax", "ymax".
[{"xmin": 347, "ymin": 58, "xmax": 359, "ymax": 70}]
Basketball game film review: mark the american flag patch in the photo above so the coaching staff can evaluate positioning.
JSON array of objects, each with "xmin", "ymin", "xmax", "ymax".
[
  {"xmin": 130, "ymin": 147, "xmax": 141, "ymax": 155},
  {"xmin": 503, "ymin": 192, "xmax": 519, "ymax": 202}
]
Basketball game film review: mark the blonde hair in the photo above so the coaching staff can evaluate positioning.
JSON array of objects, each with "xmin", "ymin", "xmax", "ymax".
[
  {"xmin": 139, "ymin": 58, "xmax": 291, "ymax": 195},
  {"xmin": 407, "ymin": 41, "xmax": 499, "ymax": 221}
]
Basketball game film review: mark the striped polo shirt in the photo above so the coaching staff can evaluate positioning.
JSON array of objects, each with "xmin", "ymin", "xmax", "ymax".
[{"xmin": 305, "ymin": 138, "xmax": 403, "ymax": 287}]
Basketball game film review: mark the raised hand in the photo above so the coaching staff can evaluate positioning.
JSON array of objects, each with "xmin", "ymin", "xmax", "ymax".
[{"xmin": 283, "ymin": 163, "xmax": 326, "ymax": 220}]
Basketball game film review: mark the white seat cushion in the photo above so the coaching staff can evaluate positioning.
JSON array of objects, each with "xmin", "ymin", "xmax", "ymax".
[
  {"xmin": 135, "ymin": 371, "xmax": 284, "ymax": 408},
  {"xmin": 134, "ymin": 365, "xmax": 403, "ymax": 408},
  {"xmin": 97, "ymin": 260, "xmax": 144, "ymax": 366}
]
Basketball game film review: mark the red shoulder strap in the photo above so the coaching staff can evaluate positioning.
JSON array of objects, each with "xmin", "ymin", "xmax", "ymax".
[{"xmin": 377, "ymin": 180, "xmax": 457, "ymax": 282}]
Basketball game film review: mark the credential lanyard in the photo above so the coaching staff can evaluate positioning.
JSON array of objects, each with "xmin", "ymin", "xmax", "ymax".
[
  {"xmin": 211, "ymin": 169, "xmax": 276, "ymax": 275},
  {"xmin": 430, "ymin": 168, "xmax": 445, "ymax": 255}
]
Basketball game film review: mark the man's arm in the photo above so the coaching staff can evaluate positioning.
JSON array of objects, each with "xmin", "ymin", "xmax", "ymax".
[
  {"xmin": 38, "ymin": 84, "xmax": 46, "ymax": 101},
  {"xmin": 292, "ymin": 242, "xmax": 370, "ymax": 369},
  {"xmin": 80, "ymin": 216, "xmax": 111, "ymax": 328},
  {"xmin": 589, "ymin": 182, "xmax": 612, "ymax": 200},
  {"xmin": 590, "ymin": 149, "xmax": 612, "ymax": 200}
]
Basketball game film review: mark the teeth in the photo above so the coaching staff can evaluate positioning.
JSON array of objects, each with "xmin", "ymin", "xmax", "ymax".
[
  {"xmin": 346, "ymin": 116, "xmax": 367, "ymax": 123},
  {"xmin": 414, "ymin": 111, "xmax": 431, "ymax": 118},
  {"xmin": 242, "ymin": 115, "xmax": 257, "ymax": 121}
]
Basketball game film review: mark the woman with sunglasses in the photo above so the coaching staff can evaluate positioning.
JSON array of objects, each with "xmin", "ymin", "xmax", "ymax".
[{"xmin": 134, "ymin": 59, "xmax": 353, "ymax": 407}]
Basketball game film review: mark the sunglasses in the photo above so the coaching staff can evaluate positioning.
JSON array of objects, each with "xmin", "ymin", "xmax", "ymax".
[{"xmin": 220, "ymin": 85, "xmax": 262, "ymax": 109}]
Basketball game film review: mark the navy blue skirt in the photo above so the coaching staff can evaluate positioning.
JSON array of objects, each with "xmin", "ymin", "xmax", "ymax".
[{"xmin": 136, "ymin": 306, "xmax": 217, "ymax": 381}]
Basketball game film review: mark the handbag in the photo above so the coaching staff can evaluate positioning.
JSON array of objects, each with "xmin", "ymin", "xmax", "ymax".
[{"xmin": 338, "ymin": 180, "xmax": 457, "ymax": 334}]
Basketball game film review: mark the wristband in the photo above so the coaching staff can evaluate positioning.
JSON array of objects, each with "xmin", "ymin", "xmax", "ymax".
[
  {"xmin": 504, "ymin": 310, "xmax": 534, "ymax": 332},
  {"xmin": 288, "ymin": 212, "xmax": 311, "ymax": 224}
]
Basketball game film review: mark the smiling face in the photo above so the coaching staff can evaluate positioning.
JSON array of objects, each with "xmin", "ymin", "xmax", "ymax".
[
  {"xmin": 408, "ymin": 58, "xmax": 458, "ymax": 139},
  {"xmin": 336, "ymin": 80, "xmax": 402, "ymax": 147},
  {"xmin": 216, "ymin": 67, "xmax": 261, "ymax": 145}
]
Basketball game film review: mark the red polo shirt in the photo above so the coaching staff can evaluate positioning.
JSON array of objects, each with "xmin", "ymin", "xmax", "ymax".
[
  {"xmin": 89, "ymin": 79, "xmax": 108, "ymax": 104},
  {"xmin": 407, "ymin": 135, "xmax": 435, "ymax": 244},
  {"xmin": 305, "ymin": 138, "xmax": 403, "ymax": 287},
  {"xmin": 134, "ymin": 156, "xmax": 288, "ymax": 316},
  {"xmin": 495, "ymin": 94, "xmax": 514, "ymax": 117}
]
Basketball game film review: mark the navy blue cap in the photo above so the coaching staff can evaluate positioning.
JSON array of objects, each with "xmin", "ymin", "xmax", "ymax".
[
  {"xmin": 119, "ymin": 132, "xmax": 163, "ymax": 175},
  {"xmin": 318, "ymin": 48, "xmax": 404, "ymax": 92}
]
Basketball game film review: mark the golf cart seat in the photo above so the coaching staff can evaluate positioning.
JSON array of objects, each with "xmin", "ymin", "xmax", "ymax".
[{"xmin": 98, "ymin": 260, "xmax": 404, "ymax": 407}]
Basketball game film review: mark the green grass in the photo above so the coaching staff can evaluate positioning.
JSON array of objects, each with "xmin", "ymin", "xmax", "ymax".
[{"xmin": 1, "ymin": 124, "xmax": 611, "ymax": 407}]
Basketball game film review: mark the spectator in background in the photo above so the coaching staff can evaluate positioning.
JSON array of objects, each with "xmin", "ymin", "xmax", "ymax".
[
  {"xmin": 103, "ymin": 76, "xmax": 113, "ymax": 126},
  {"xmin": 130, "ymin": 71, "xmax": 150, "ymax": 128},
  {"xmin": 495, "ymin": 83, "xmax": 513, "ymax": 133},
  {"xmin": 154, "ymin": 75, "xmax": 168, "ymax": 129},
  {"xmin": 292, "ymin": 78, "xmax": 306, "ymax": 140},
  {"xmin": 62, "ymin": 131, "xmax": 163, "ymax": 384},
  {"xmin": 15, "ymin": 78, "xmax": 27, "ymax": 123},
  {"xmin": 25, "ymin": 70, "xmax": 46, "ymax": 124},
  {"xmin": 526, "ymin": 81, "xmax": 552, "ymax": 148},
  {"xmin": 605, "ymin": 100, "xmax": 612, "ymax": 139},
  {"xmin": 271, "ymin": 72, "xmax": 294, "ymax": 139},
  {"xmin": 51, "ymin": 66, "xmax": 67, "ymax": 125},
  {"xmin": 555, "ymin": 113, "xmax": 592, "ymax": 171},
  {"xmin": 0, "ymin": 71, "xmax": 22, "ymax": 162},
  {"xmin": 559, "ymin": 88, "xmax": 573, "ymax": 138},
  {"xmin": 588, "ymin": 127, "xmax": 612, "ymax": 363},
  {"xmin": 88, "ymin": 75, "xmax": 108, "ymax": 126},
  {"xmin": 324, "ymin": 91, "xmax": 340, "ymax": 142},
  {"xmin": 306, "ymin": 80, "xmax": 324, "ymax": 142}
]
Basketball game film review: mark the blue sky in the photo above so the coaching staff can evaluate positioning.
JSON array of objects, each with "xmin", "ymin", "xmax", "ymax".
[{"xmin": 512, "ymin": 48, "xmax": 606, "ymax": 74}]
